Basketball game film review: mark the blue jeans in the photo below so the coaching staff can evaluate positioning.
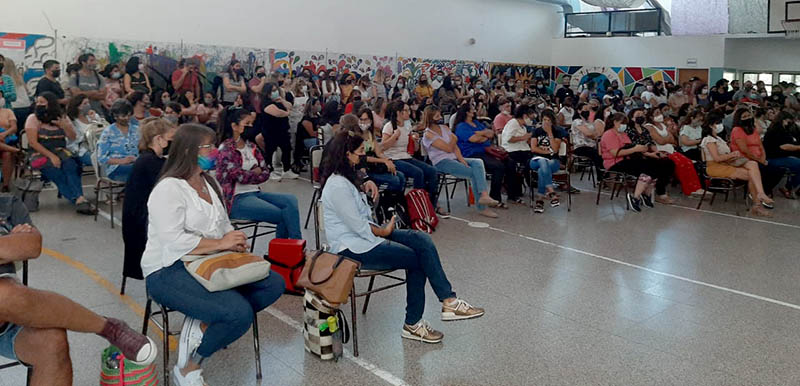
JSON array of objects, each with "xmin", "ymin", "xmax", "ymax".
[
  {"xmin": 768, "ymin": 156, "xmax": 800, "ymax": 189},
  {"xmin": 146, "ymin": 262, "xmax": 284, "ymax": 358},
  {"xmin": 434, "ymin": 158, "xmax": 489, "ymax": 210},
  {"xmin": 75, "ymin": 152, "xmax": 92, "ymax": 177},
  {"xmin": 0, "ymin": 322, "xmax": 23, "ymax": 361},
  {"xmin": 369, "ymin": 171, "xmax": 406, "ymax": 192},
  {"xmin": 338, "ymin": 229, "xmax": 456, "ymax": 325},
  {"xmin": 303, "ymin": 138, "xmax": 317, "ymax": 149},
  {"xmin": 230, "ymin": 191, "xmax": 302, "ymax": 239},
  {"xmin": 108, "ymin": 164, "xmax": 134, "ymax": 182},
  {"xmin": 41, "ymin": 157, "xmax": 84, "ymax": 203},
  {"xmin": 529, "ymin": 157, "xmax": 561, "ymax": 195},
  {"xmin": 394, "ymin": 158, "xmax": 439, "ymax": 206}
]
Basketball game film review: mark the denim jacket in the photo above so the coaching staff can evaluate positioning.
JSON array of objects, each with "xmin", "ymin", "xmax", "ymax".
[{"xmin": 320, "ymin": 175, "xmax": 382, "ymax": 254}]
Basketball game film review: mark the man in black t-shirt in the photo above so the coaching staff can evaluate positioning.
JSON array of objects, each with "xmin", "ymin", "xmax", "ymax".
[
  {"xmin": 555, "ymin": 75, "xmax": 575, "ymax": 108},
  {"xmin": 34, "ymin": 60, "xmax": 68, "ymax": 105}
]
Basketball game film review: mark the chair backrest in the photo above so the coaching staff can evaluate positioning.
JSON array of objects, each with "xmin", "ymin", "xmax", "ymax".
[{"xmin": 310, "ymin": 145, "xmax": 325, "ymax": 185}]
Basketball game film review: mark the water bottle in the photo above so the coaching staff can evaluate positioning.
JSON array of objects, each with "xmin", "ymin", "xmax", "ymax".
[{"xmin": 327, "ymin": 316, "xmax": 343, "ymax": 361}]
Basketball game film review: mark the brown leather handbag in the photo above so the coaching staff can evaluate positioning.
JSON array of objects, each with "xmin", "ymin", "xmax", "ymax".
[{"xmin": 296, "ymin": 250, "xmax": 361, "ymax": 306}]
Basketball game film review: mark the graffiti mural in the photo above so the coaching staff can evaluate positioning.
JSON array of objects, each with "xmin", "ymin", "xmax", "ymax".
[
  {"xmin": 489, "ymin": 63, "xmax": 551, "ymax": 83},
  {"xmin": 553, "ymin": 66, "xmax": 676, "ymax": 96},
  {"xmin": 395, "ymin": 57, "xmax": 489, "ymax": 89},
  {"xmin": 0, "ymin": 33, "xmax": 56, "ymax": 93}
]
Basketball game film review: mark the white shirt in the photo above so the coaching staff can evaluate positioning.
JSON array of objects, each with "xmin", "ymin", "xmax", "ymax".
[
  {"xmin": 234, "ymin": 146, "xmax": 261, "ymax": 196},
  {"xmin": 558, "ymin": 107, "xmax": 574, "ymax": 126},
  {"xmin": 381, "ymin": 121, "xmax": 412, "ymax": 160},
  {"xmin": 679, "ymin": 124, "xmax": 702, "ymax": 152},
  {"xmin": 701, "ymin": 135, "xmax": 731, "ymax": 162},
  {"xmin": 501, "ymin": 118, "xmax": 530, "ymax": 153},
  {"xmin": 141, "ymin": 177, "xmax": 234, "ymax": 277},
  {"xmin": 570, "ymin": 119, "xmax": 596, "ymax": 149}
]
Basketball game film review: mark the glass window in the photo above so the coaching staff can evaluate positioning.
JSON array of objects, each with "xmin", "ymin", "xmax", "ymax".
[
  {"xmin": 778, "ymin": 74, "xmax": 800, "ymax": 85},
  {"xmin": 743, "ymin": 73, "xmax": 758, "ymax": 83},
  {"xmin": 723, "ymin": 71, "xmax": 737, "ymax": 81}
]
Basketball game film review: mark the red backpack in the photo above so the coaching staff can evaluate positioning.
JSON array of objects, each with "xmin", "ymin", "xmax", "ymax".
[{"xmin": 405, "ymin": 189, "xmax": 438, "ymax": 233}]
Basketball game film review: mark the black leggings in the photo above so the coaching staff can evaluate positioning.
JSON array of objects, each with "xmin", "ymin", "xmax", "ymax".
[
  {"xmin": 609, "ymin": 157, "xmax": 675, "ymax": 195},
  {"xmin": 263, "ymin": 130, "xmax": 292, "ymax": 172},
  {"xmin": 474, "ymin": 152, "xmax": 522, "ymax": 201}
]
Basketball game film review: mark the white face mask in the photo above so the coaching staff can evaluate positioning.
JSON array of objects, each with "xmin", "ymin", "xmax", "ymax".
[
  {"xmin": 701, "ymin": 88, "xmax": 708, "ymax": 95},
  {"xmin": 0, "ymin": 98, "xmax": 5, "ymax": 107},
  {"xmin": 524, "ymin": 118, "xmax": 533, "ymax": 126},
  {"xmin": 654, "ymin": 115, "xmax": 664, "ymax": 123},
  {"xmin": 359, "ymin": 123, "xmax": 371, "ymax": 130},
  {"xmin": 715, "ymin": 123, "xmax": 724, "ymax": 133},
  {"xmin": 301, "ymin": 85, "xmax": 308, "ymax": 93},
  {"xmin": 537, "ymin": 103, "xmax": 546, "ymax": 110},
  {"xmin": 617, "ymin": 124, "xmax": 627, "ymax": 133},
  {"xmin": 404, "ymin": 119, "xmax": 412, "ymax": 127},
  {"xmin": 647, "ymin": 86, "xmax": 654, "ymax": 91},
  {"xmin": 625, "ymin": 100, "xmax": 633, "ymax": 106},
  {"xmin": 398, "ymin": 82, "xmax": 405, "ymax": 88}
]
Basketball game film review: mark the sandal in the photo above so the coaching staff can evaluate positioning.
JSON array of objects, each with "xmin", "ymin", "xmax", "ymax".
[
  {"xmin": 76, "ymin": 201, "xmax": 98, "ymax": 215},
  {"xmin": 533, "ymin": 200, "xmax": 545, "ymax": 213},
  {"xmin": 509, "ymin": 197, "xmax": 526, "ymax": 205},
  {"xmin": 546, "ymin": 192, "xmax": 560, "ymax": 208},
  {"xmin": 779, "ymin": 187, "xmax": 795, "ymax": 200},
  {"xmin": 495, "ymin": 202, "xmax": 509, "ymax": 210}
]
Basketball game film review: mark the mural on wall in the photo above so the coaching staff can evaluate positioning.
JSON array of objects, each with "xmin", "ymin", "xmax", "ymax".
[
  {"xmin": 396, "ymin": 57, "xmax": 489, "ymax": 89},
  {"xmin": 489, "ymin": 63, "xmax": 551, "ymax": 82},
  {"xmin": 553, "ymin": 66, "xmax": 676, "ymax": 96},
  {"xmin": 0, "ymin": 33, "xmax": 56, "ymax": 93}
]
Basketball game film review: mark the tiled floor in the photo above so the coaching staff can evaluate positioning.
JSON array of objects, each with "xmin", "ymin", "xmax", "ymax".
[{"xmin": 3, "ymin": 174, "xmax": 800, "ymax": 385}]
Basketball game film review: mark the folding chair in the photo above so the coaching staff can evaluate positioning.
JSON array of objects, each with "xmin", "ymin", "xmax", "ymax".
[
  {"xmin": 595, "ymin": 169, "xmax": 637, "ymax": 209},
  {"xmin": 303, "ymin": 145, "xmax": 325, "ymax": 230},
  {"xmin": 436, "ymin": 173, "xmax": 471, "ymax": 213},
  {"xmin": 231, "ymin": 220, "xmax": 277, "ymax": 253},
  {"xmin": 85, "ymin": 127, "xmax": 125, "ymax": 228},
  {"xmin": 0, "ymin": 262, "xmax": 32, "ymax": 385},
  {"xmin": 528, "ymin": 141, "xmax": 573, "ymax": 211}
]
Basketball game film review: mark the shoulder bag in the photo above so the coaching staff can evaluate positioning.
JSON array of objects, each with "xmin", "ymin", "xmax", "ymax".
[{"xmin": 296, "ymin": 250, "xmax": 360, "ymax": 307}]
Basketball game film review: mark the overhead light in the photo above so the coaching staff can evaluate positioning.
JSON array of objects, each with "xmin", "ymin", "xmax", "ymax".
[{"xmin": 582, "ymin": 0, "xmax": 646, "ymax": 8}]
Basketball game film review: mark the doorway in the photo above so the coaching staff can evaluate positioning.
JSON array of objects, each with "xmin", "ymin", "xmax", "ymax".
[{"xmin": 677, "ymin": 68, "xmax": 709, "ymax": 85}]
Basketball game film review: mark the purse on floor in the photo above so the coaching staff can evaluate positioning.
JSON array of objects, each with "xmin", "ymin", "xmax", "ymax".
[{"xmin": 296, "ymin": 250, "xmax": 360, "ymax": 307}]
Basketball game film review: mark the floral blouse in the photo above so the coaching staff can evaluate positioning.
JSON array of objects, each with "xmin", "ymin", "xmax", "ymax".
[
  {"xmin": 214, "ymin": 138, "xmax": 271, "ymax": 211},
  {"xmin": 97, "ymin": 123, "xmax": 140, "ymax": 175},
  {"xmin": 625, "ymin": 125, "xmax": 655, "ymax": 147}
]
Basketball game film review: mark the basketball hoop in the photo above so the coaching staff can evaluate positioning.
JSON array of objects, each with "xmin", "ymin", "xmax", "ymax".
[{"xmin": 782, "ymin": 19, "xmax": 800, "ymax": 39}]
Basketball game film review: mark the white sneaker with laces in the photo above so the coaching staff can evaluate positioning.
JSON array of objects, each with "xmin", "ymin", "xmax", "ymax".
[
  {"xmin": 177, "ymin": 317, "xmax": 204, "ymax": 370},
  {"xmin": 441, "ymin": 298, "xmax": 485, "ymax": 321},
  {"xmin": 269, "ymin": 171, "xmax": 283, "ymax": 182},
  {"xmin": 172, "ymin": 365, "xmax": 208, "ymax": 386},
  {"xmin": 282, "ymin": 169, "xmax": 300, "ymax": 179}
]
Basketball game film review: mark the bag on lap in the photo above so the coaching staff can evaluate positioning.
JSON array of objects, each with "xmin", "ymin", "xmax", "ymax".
[
  {"xmin": 181, "ymin": 252, "xmax": 271, "ymax": 292},
  {"xmin": 265, "ymin": 238, "xmax": 307, "ymax": 295},
  {"xmin": 296, "ymin": 250, "xmax": 360, "ymax": 307},
  {"xmin": 99, "ymin": 345, "xmax": 159, "ymax": 386},
  {"xmin": 405, "ymin": 188, "xmax": 438, "ymax": 233}
]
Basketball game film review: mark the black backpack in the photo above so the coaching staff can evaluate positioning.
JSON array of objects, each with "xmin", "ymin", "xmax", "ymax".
[{"xmin": 373, "ymin": 190, "xmax": 409, "ymax": 229}]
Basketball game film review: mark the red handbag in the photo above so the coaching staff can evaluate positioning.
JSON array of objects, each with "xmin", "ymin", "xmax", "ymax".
[
  {"xmin": 484, "ymin": 145, "xmax": 509, "ymax": 161},
  {"xmin": 406, "ymin": 133, "xmax": 417, "ymax": 155}
]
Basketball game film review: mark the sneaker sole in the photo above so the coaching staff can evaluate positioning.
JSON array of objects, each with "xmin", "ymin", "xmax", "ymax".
[
  {"xmin": 401, "ymin": 329, "xmax": 442, "ymax": 344},
  {"xmin": 177, "ymin": 318, "xmax": 201, "ymax": 369},
  {"xmin": 129, "ymin": 336, "xmax": 158, "ymax": 366},
  {"xmin": 441, "ymin": 310, "xmax": 485, "ymax": 321}
]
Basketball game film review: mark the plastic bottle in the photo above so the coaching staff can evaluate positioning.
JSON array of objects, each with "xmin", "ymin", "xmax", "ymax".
[{"xmin": 327, "ymin": 316, "xmax": 343, "ymax": 361}]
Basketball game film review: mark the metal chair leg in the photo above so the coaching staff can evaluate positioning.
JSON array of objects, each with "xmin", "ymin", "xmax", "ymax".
[
  {"xmin": 94, "ymin": 181, "xmax": 100, "ymax": 223},
  {"xmin": 120, "ymin": 276, "xmax": 127, "ymax": 295},
  {"xmin": 142, "ymin": 298, "xmax": 152, "ymax": 335},
  {"xmin": 304, "ymin": 189, "xmax": 318, "ymax": 229},
  {"xmin": 596, "ymin": 178, "xmax": 603, "ymax": 205},
  {"xmin": 252, "ymin": 313, "xmax": 262, "ymax": 380},
  {"xmin": 350, "ymin": 284, "xmax": 359, "ymax": 357},
  {"xmin": 162, "ymin": 304, "xmax": 170, "ymax": 386},
  {"xmin": 250, "ymin": 223, "xmax": 258, "ymax": 253},
  {"xmin": 362, "ymin": 276, "xmax": 376, "ymax": 314},
  {"xmin": 109, "ymin": 184, "xmax": 115, "ymax": 229}
]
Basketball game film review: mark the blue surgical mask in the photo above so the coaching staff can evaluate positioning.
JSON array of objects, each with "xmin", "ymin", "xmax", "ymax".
[
  {"xmin": 271, "ymin": 91, "xmax": 280, "ymax": 99},
  {"xmin": 618, "ymin": 124, "xmax": 627, "ymax": 133},
  {"xmin": 198, "ymin": 151, "xmax": 217, "ymax": 171}
]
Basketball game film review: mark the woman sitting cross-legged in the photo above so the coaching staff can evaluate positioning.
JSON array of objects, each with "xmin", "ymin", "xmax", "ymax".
[
  {"xmin": 421, "ymin": 105, "xmax": 499, "ymax": 218},
  {"xmin": 215, "ymin": 108, "xmax": 302, "ymax": 240},
  {"xmin": 356, "ymin": 107, "xmax": 406, "ymax": 193},
  {"xmin": 599, "ymin": 113, "xmax": 674, "ymax": 212},
  {"xmin": 97, "ymin": 99, "xmax": 140, "ymax": 182},
  {"xmin": 644, "ymin": 107, "xmax": 704, "ymax": 197},
  {"xmin": 764, "ymin": 111, "xmax": 800, "ymax": 199},
  {"xmin": 730, "ymin": 108, "xmax": 785, "ymax": 206},
  {"xmin": 625, "ymin": 108, "xmax": 676, "ymax": 205},
  {"xmin": 122, "ymin": 117, "xmax": 177, "ymax": 282},
  {"xmin": 320, "ymin": 130, "xmax": 485, "ymax": 344},
  {"xmin": 25, "ymin": 92, "xmax": 97, "ymax": 214},
  {"xmin": 529, "ymin": 110, "xmax": 567, "ymax": 213},
  {"xmin": 142, "ymin": 123, "xmax": 285, "ymax": 386},
  {"xmin": 700, "ymin": 120, "xmax": 774, "ymax": 217}
]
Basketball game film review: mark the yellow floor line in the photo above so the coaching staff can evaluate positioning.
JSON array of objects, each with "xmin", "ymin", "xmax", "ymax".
[{"xmin": 41, "ymin": 247, "xmax": 178, "ymax": 351}]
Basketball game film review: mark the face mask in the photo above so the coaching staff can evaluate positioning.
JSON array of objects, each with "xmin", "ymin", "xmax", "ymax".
[
  {"xmin": 236, "ymin": 69, "xmax": 245, "ymax": 76},
  {"xmin": 742, "ymin": 118, "xmax": 754, "ymax": 127},
  {"xmin": 116, "ymin": 117, "xmax": 130, "ymax": 127},
  {"xmin": 88, "ymin": 63, "xmax": 97, "ymax": 70},
  {"xmin": 420, "ymin": 79, "xmax": 427, "ymax": 84},
  {"xmin": 508, "ymin": 81, "xmax": 515, "ymax": 87},
  {"xmin": 475, "ymin": 83, "xmax": 482, "ymax": 89},
  {"xmin": 353, "ymin": 96, "xmax": 362, "ymax": 102},
  {"xmin": 270, "ymin": 91, "xmax": 280, "ymax": 99},
  {"xmin": 435, "ymin": 118, "xmax": 445, "ymax": 124},
  {"xmin": 436, "ymin": 76, "xmax": 443, "ymax": 81},
  {"xmin": 654, "ymin": 115, "xmax": 664, "ymax": 123},
  {"xmin": 79, "ymin": 104, "xmax": 91, "ymax": 115},
  {"xmin": 358, "ymin": 122, "xmax": 371, "ymax": 131},
  {"xmin": 52, "ymin": 70, "xmax": 61, "ymax": 78},
  {"xmin": 646, "ymin": 86, "xmax": 654, "ymax": 91},
  {"xmin": 625, "ymin": 100, "xmax": 633, "ymax": 106},
  {"xmin": 404, "ymin": 119, "xmax": 412, "ymax": 127},
  {"xmin": 241, "ymin": 125, "xmax": 259, "ymax": 142},
  {"xmin": 612, "ymin": 85, "xmax": 618, "ymax": 90},
  {"xmin": 580, "ymin": 111, "xmax": 591, "ymax": 119},
  {"xmin": 165, "ymin": 115, "xmax": 179, "ymax": 124},
  {"xmin": 301, "ymin": 85, "xmax": 308, "ymax": 93},
  {"xmin": 256, "ymin": 73, "xmax": 266, "ymax": 79},
  {"xmin": 198, "ymin": 150, "xmax": 218, "ymax": 171},
  {"xmin": 537, "ymin": 103, "xmax": 546, "ymax": 110},
  {"xmin": 537, "ymin": 84, "xmax": 543, "ymax": 89},
  {"xmin": 162, "ymin": 140, "xmax": 172, "ymax": 156},
  {"xmin": 715, "ymin": 123, "xmax": 724, "ymax": 133},
  {"xmin": 524, "ymin": 118, "xmax": 533, "ymax": 126},
  {"xmin": 618, "ymin": 124, "xmax": 627, "ymax": 133},
  {"xmin": 138, "ymin": 64, "xmax": 145, "ymax": 72},
  {"xmin": 35, "ymin": 105, "xmax": 48, "ymax": 120},
  {"xmin": 635, "ymin": 117, "xmax": 646, "ymax": 125},
  {"xmin": 604, "ymin": 111, "xmax": 612, "ymax": 118},
  {"xmin": 398, "ymin": 82, "xmax": 405, "ymax": 88},
  {"xmin": 111, "ymin": 72, "xmax": 122, "ymax": 80},
  {"xmin": 204, "ymin": 97, "xmax": 213, "ymax": 105},
  {"xmin": 162, "ymin": 97, "xmax": 170, "ymax": 105}
]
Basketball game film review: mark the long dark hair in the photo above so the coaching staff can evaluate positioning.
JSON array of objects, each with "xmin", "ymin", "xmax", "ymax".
[
  {"xmin": 66, "ymin": 94, "xmax": 88, "ymax": 120},
  {"xmin": 733, "ymin": 108, "xmax": 755, "ymax": 135},
  {"xmin": 159, "ymin": 124, "xmax": 216, "ymax": 181},
  {"xmin": 767, "ymin": 111, "xmax": 795, "ymax": 133},
  {"xmin": 701, "ymin": 112, "xmax": 724, "ymax": 138},
  {"xmin": 219, "ymin": 107, "xmax": 250, "ymax": 142},
  {"xmin": 386, "ymin": 100, "xmax": 406, "ymax": 129},
  {"xmin": 453, "ymin": 103, "xmax": 471, "ymax": 128},
  {"xmin": 604, "ymin": 112, "xmax": 628, "ymax": 131},
  {"xmin": 35, "ymin": 91, "xmax": 62, "ymax": 123},
  {"xmin": 319, "ymin": 130, "xmax": 365, "ymax": 189},
  {"xmin": 321, "ymin": 100, "xmax": 341, "ymax": 126},
  {"xmin": 125, "ymin": 56, "xmax": 140, "ymax": 75}
]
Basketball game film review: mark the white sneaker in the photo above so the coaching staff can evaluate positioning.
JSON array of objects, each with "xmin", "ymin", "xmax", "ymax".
[
  {"xmin": 177, "ymin": 317, "xmax": 204, "ymax": 370},
  {"xmin": 172, "ymin": 365, "xmax": 208, "ymax": 386},
  {"xmin": 269, "ymin": 171, "xmax": 283, "ymax": 182},
  {"xmin": 282, "ymin": 169, "xmax": 300, "ymax": 180}
]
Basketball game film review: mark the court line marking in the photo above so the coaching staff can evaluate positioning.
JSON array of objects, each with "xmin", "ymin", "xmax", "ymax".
[
  {"xmin": 40, "ymin": 246, "xmax": 408, "ymax": 386},
  {"xmin": 447, "ymin": 215, "xmax": 800, "ymax": 312}
]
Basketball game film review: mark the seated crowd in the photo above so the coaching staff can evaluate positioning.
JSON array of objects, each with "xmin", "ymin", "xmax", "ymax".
[{"xmin": 1, "ymin": 52, "xmax": 799, "ymax": 384}]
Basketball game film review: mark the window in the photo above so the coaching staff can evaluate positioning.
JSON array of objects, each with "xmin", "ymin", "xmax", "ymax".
[
  {"xmin": 779, "ymin": 73, "xmax": 800, "ymax": 85},
  {"xmin": 743, "ymin": 72, "xmax": 774, "ymax": 94},
  {"xmin": 723, "ymin": 71, "xmax": 737, "ymax": 82}
]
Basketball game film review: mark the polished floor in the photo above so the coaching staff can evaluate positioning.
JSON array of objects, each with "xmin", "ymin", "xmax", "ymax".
[{"xmin": 2, "ymin": 173, "xmax": 800, "ymax": 386}]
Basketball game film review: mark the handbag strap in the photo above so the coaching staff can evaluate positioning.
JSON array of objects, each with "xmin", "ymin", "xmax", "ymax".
[
  {"xmin": 307, "ymin": 250, "xmax": 346, "ymax": 286},
  {"xmin": 336, "ymin": 309, "xmax": 350, "ymax": 344}
]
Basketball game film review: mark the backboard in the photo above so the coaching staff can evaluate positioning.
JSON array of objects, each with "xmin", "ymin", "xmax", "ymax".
[{"xmin": 768, "ymin": 0, "xmax": 800, "ymax": 32}]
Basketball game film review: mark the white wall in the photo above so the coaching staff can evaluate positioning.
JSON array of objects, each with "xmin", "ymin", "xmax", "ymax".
[
  {"xmin": 550, "ymin": 35, "xmax": 726, "ymax": 67},
  {"xmin": 724, "ymin": 38, "xmax": 800, "ymax": 72},
  {"xmin": 3, "ymin": 0, "xmax": 562, "ymax": 65}
]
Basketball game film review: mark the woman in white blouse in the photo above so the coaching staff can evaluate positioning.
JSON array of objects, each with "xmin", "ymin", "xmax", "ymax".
[{"xmin": 141, "ymin": 124, "xmax": 284, "ymax": 386}]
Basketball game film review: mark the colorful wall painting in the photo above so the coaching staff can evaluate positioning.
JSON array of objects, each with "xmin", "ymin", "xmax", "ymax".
[
  {"xmin": 0, "ymin": 33, "xmax": 56, "ymax": 93},
  {"xmin": 553, "ymin": 66, "xmax": 676, "ymax": 96}
]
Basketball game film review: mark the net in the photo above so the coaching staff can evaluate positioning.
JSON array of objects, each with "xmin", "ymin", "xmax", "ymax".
[{"xmin": 782, "ymin": 19, "xmax": 800, "ymax": 39}]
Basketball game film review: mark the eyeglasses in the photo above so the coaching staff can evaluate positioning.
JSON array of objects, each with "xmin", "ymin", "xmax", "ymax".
[{"xmin": 198, "ymin": 144, "xmax": 214, "ymax": 149}]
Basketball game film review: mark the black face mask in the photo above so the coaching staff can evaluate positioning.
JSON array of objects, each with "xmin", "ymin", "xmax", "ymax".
[
  {"xmin": 353, "ymin": 96, "xmax": 362, "ymax": 102},
  {"xmin": 162, "ymin": 140, "xmax": 172, "ymax": 156},
  {"xmin": 635, "ymin": 117, "xmax": 646, "ymax": 125},
  {"xmin": 742, "ymin": 118, "xmax": 754, "ymax": 127},
  {"xmin": 435, "ymin": 119, "xmax": 445, "ymax": 124},
  {"xmin": 241, "ymin": 125, "xmax": 260, "ymax": 142},
  {"xmin": 236, "ymin": 69, "xmax": 245, "ymax": 76},
  {"xmin": 51, "ymin": 70, "xmax": 61, "ymax": 78},
  {"xmin": 256, "ymin": 73, "xmax": 266, "ymax": 79},
  {"xmin": 35, "ymin": 105, "xmax": 49, "ymax": 120},
  {"xmin": 580, "ymin": 111, "xmax": 591, "ymax": 119},
  {"xmin": 591, "ymin": 106, "xmax": 599, "ymax": 111}
]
